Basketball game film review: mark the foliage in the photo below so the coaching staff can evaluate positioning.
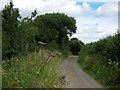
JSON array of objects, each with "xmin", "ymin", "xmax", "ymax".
[
  {"xmin": 2, "ymin": 49, "xmax": 65, "ymax": 88},
  {"xmin": 19, "ymin": 23, "xmax": 39, "ymax": 55},
  {"xmin": 2, "ymin": 2, "xmax": 21, "ymax": 58},
  {"xmin": 35, "ymin": 28, "xmax": 59, "ymax": 43},
  {"xmin": 2, "ymin": 2, "xmax": 77, "ymax": 59},
  {"xmin": 34, "ymin": 13, "xmax": 77, "ymax": 48},
  {"xmin": 69, "ymin": 38, "xmax": 84, "ymax": 55},
  {"xmin": 31, "ymin": 9, "xmax": 37, "ymax": 18},
  {"xmin": 2, "ymin": 31, "xmax": 10, "ymax": 58},
  {"xmin": 78, "ymin": 33, "xmax": 120, "ymax": 88},
  {"xmin": 2, "ymin": 2, "xmax": 75, "ymax": 88}
]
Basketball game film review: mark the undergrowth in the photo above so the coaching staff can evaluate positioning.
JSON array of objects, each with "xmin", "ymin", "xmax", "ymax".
[
  {"xmin": 2, "ymin": 49, "xmax": 65, "ymax": 88},
  {"xmin": 78, "ymin": 52, "xmax": 120, "ymax": 88}
]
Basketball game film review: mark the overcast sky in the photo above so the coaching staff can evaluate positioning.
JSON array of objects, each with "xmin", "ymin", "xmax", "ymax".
[{"xmin": 0, "ymin": 0, "xmax": 119, "ymax": 43}]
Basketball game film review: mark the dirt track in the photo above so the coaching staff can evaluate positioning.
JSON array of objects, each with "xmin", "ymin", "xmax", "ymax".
[{"xmin": 59, "ymin": 56, "xmax": 104, "ymax": 88}]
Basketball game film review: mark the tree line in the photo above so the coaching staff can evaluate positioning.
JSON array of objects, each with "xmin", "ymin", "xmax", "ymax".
[{"xmin": 2, "ymin": 2, "xmax": 83, "ymax": 59}]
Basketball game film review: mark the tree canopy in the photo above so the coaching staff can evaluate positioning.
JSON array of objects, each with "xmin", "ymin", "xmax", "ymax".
[
  {"xmin": 69, "ymin": 38, "xmax": 84, "ymax": 55},
  {"xmin": 2, "ymin": 2, "xmax": 21, "ymax": 58},
  {"xmin": 34, "ymin": 13, "xmax": 77, "ymax": 48},
  {"xmin": 2, "ymin": 2, "xmax": 77, "ymax": 59}
]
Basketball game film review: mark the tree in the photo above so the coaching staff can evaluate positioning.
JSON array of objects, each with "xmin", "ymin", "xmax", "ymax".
[
  {"xmin": 106, "ymin": 33, "xmax": 120, "ymax": 62},
  {"xmin": 31, "ymin": 9, "xmax": 37, "ymax": 19},
  {"xmin": 34, "ymin": 13, "xmax": 77, "ymax": 48},
  {"xmin": 35, "ymin": 28, "xmax": 59, "ymax": 43},
  {"xmin": 19, "ymin": 15, "xmax": 39, "ymax": 55},
  {"xmin": 21, "ymin": 26, "xmax": 39, "ymax": 54},
  {"xmin": 2, "ymin": 1, "xmax": 21, "ymax": 58},
  {"xmin": 2, "ymin": 31, "xmax": 10, "ymax": 58},
  {"xmin": 69, "ymin": 38, "xmax": 84, "ymax": 55}
]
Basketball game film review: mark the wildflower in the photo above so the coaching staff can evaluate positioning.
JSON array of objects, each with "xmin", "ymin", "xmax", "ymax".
[
  {"xmin": 28, "ymin": 61, "xmax": 34, "ymax": 65},
  {"xmin": 15, "ymin": 78, "xmax": 20, "ymax": 82},
  {"xmin": 47, "ymin": 74, "xmax": 50, "ymax": 77},
  {"xmin": 45, "ymin": 79, "xmax": 47, "ymax": 82},
  {"xmin": 47, "ymin": 51, "xmax": 56, "ymax": 57},
  {"xmin": 102, "ymin": 66, "xmax": 105, "ymax": 68},
  {"xmin": 53, "ymin": 85, "xmax": 61, "ymax": 88},
  {"xmin": 116, "ymin": 62, "xmax": 119, "ymax": 66},
  {"xmin": 54, "ymin": 51, "xmax": 61, "ymax": 56},
  {"xmin": 56, "ymin": 52, "xmax": 62, "ymax": 56},
  {"xmin": 16, "ymin": 59, "xmax": 19, "ymax": 61},
  {"xmin": 108, "ymin": 61, "xmax": 112, "ymax": 65},
  {"xmin": 37, "ymin": 71, "xmax": 39, "ymax": 74},
  {"xmin": 2, "ymin": 61, "xmax": 5, "ymax": 63},
  {"xmin": 113, "ymin": 61, "xmax": 116, "ymax": 64},
  {"xmin": 38, "ymin": 41, "xmax": 46, "ymax": 45},
  {"xmin": 15, "ymin": 78, "xmax": 18, "ymax": 80},
  {"xmin": 108, "ymin": 59, "xmax": 112, "ymax": 65},
  {"xmin": 2, "ymin": 69, "xmax": 7, "ymax": 76},
  {"xmin": 108, "ymin": 59, "xmax": 112, "ymax": 62}
]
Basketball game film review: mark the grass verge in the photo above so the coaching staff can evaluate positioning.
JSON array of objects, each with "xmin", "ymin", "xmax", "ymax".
[
  {"xmin": 78, "ymin": 52, "xmax": 120, "ymax": 88},
  {"xmin": 2, "ymin": 49, "xmax": 65, "ymax": 88}
]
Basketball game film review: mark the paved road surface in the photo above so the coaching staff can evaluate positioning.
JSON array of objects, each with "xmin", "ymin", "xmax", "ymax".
[{"xmin": 59, "ymin": 56, "xmax": 104, "ymax": 88}]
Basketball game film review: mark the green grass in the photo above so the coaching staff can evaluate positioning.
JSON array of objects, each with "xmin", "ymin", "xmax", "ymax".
[
  {"xmin": 2, "ymin": 49, "xmax": 65, "ymax": 88},
  {"xmin": 78, "ymin": 52, "xmax": 120, "ymax": 88}
]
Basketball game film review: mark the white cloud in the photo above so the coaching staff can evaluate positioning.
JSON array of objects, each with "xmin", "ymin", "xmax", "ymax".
[
  {"xmin": 82, "ymin": 2, "xmax": 91, "ymax": 12},
  {"xmin": 0, "ymin": 1, "xmax": 118, "ymax": 44},
  {"xmin": 97, "ymin": 26, "xmax": 104, "ymax": 32},
  {"xmin": 4, "ymin": 0, "xmax": 91, "ymax": 17},
  {"xmin": 96, "ymin": 2, "xmax": 118, "ymax": 16},
  {"xmin": 0, "ymin": 0, "xmax": 91, "ymax": 17},
  {"xmin": 0, "ymin": 0, "xmax": 9, "ymax": 10},
  {"xmin": 72, "ymin": 0, "xmax": 119, "ymax": 2},
  {"xmin": 72, "ymin": 15, "xmax": 117, "ymax": 43}
]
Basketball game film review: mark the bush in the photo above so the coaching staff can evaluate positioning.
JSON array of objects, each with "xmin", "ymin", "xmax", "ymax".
[
  {"xmin": 69, "ymin": 38, "xmax": 84, "ymax": 55},
  {"xmin": 78, "ymin": 33, "xmax": 120, "ymax": 88}
]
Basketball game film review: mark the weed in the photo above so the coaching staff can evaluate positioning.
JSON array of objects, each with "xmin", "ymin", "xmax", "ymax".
[
  {"xmin": 2, "ymin": 48, "xmax": 65, "ymax": 88},
  {"xmin": 78, "ymin": 52, "xmax": 120, "ymax": 88}
]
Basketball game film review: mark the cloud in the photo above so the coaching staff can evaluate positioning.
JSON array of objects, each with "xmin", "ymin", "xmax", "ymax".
[
  {"xmin": 0, "ymin": 0, "xmax": 92, "ymax": 17},
  {"xmin": 0, "ymin": 1, "xmax": 118, "ymax": 44},
  {"xmin": 0, "ymin": 1, "xmax": 118, "ymax": 17},
  {"xmin": 72, "ymin": 0, "xmax": 119, "ymax": 2},
  {"xmin": 0, "ymin": 0, "xmax": 9, "ymax": 10},
  {"xmin": 60, "ymin": 2, "xmax": 91, "ymax": 16},
  {"xmin": 96, "ymin": 2, "xmax": 118, "ymax": 16},
  {"xmin": 72, "ymin": 15, "xmax": 117, "ymax": 43}
]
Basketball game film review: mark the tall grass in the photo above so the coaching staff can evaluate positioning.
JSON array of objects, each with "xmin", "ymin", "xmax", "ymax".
[
  {"xmin": 78, "ymin": 52, "xmax": 120, "ymax": 88},
  {"xmin": 78, "ymin": 33, "xmax": 120, "ymax": 88},
  {"xmin": 2, "ymin": 49, "xmax": 65, "ymax": 88}
]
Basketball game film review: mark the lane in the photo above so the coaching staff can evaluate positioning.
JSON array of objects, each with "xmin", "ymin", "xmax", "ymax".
[{"xmin": 59, "ymin": 56, "xmax": 104, "ymax": 88}]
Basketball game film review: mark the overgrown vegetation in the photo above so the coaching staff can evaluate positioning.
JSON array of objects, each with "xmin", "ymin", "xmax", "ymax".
[
  {"xmin": 2, "ymin": 49, "xmax": 65, "ymax": 88},
  {"xmin": 2, "ymin": 2, "xmax": 77, "ymax": 88},
  {"xmin": 2, "ymin": 1, "xmax": 119, "ymax": 89},
  {"xmin": 78, "ymin": 32, "xmax": 120, "ymax": 88},
  {"xmin": 2, "ymin": 2, "xmax": 76, "ymax": 59}
]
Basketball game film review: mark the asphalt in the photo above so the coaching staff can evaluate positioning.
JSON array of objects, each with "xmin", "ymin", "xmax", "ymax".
[{"xmin": 59, "ymin": 56, "xmax": 104, "ymax": 88}]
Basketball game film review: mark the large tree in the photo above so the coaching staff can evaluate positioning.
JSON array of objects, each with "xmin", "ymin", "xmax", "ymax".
[
  {"xmin": 2, "ymin": 2, "xmax": 21, "ymax": 58},
  {"xmin": 34, "ymin": 13, "xmax": 77, "ymax": 48}
]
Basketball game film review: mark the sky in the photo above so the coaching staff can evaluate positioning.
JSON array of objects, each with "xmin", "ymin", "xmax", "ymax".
[{"xmin": 0, "ymin": 0, "xmax": 119, "ymax": 43}]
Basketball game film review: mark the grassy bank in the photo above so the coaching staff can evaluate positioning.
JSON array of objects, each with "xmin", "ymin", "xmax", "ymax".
[
  {"xmin": 2, "ymin": 49, "xmax": 65, "ymax": 88},
  {"xmin": 78, "ymin": 52, "xmax": 119, "ymax": 88},
  {"xmin": 78, "ymin": 34, "xmax": 120, "ymax": 88}
]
